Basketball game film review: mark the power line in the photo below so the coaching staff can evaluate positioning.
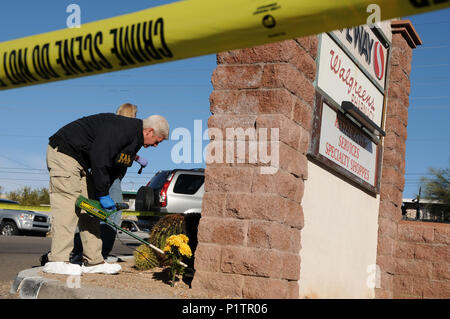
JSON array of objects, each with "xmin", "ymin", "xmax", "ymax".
[
  {"xmin": 53, "ymin": 83, "xmax": 210, "ymax": 88},
  {"xmin": 0, "ymin": 167, "xmax": 47, "ymax": 171},
  {"xmin": 414, "ymin": 63, "xmax": 450, "ymax": 68},
  {"xmin": 415, "ymin": 38, "xmax": 450, "ymax": 45},
  {"xmin": 410, "ymin": 96, "xmax": 450, "ymax": 99},
  {"xmin": 0, "ymin": 134, "xmax": 47, "ymax": 138},
  {"xmin": 0, "ymin": 170, "xmax": 48, "ymax": 175},
  {"xmin": 416, "ymin": 45, "xmax": 450, "ymax": 49},
  {"xmin": 0, "ymin": 169, "xmax": 158, "ymax": 177},
  {"xmin": 412, "ymin": 76, "xmax": 450, "ymax": 81},
  {"xmin": 0, "ymin": 104, "xmax": 209, "ymax": 110},
  {"xmin": 0, "ymin": 177, "xmax": 48, "ymax": 182},
  {"xmin": 412, "ymin": 81, "xmax": 450, "ymax": 86},
  {"xmin": 413, "ymin": 20, "xmax": 450, "ymax": 26},
  {"xmin": 410, "ymin": 105, "xmax": 450, "ymax": 110},
  {"xmin": 0, "ymin": 155, "xmax": 37, "ymax": 169}
]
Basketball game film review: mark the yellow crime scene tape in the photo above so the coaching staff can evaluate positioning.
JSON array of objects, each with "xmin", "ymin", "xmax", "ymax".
[
  {"xmin": 0, "ymin": 203, "xmax": 166, "ymax": 217},
  {"xmin": 0, "ymin": 0, "xmax": 448, "ymax": 91},
  {"xmin": 0, "ymin": 203, "xmax": 50, "ymax": 213}
]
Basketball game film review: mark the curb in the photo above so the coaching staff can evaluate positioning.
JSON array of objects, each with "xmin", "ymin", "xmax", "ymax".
[
  {"xmin": 10, "ymin": 267, "xmax": 59, "ymax": 299},
  {"xmin": 10, "ymin": 257, "xmax": 175, "ymax": 299}
]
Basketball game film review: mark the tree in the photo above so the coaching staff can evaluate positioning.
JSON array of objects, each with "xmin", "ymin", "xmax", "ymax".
[
  {"xmin": 7, "ymin": 186, "xmax": 50, "ymax": 206},
  {"xmin": 420, "ymin": 167, "xmax": 450, "ymax": 205},
  {"xmin": 419, "ymin": 167, "xmax": 449, "ymax": 220}
]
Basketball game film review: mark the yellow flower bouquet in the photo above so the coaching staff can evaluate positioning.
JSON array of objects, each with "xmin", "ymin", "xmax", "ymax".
[{"xmin": 163, "ymin": 234, "xmax": 192, "ymax": 286}]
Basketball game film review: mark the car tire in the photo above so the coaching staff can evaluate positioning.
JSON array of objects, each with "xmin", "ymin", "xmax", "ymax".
[
  {"xmin": 136, "ymin": 186, "xmax": 154, "ymax": 211},
  {"xmin": 0, "ymin": 221, "xmax": 20, "ymax": 236}
]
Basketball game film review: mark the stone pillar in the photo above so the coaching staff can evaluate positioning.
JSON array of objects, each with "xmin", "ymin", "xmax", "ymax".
[
  {"xmin": 191, "ymin": 37, "xmax": 318, "ymax": 298},
  {"xmin": 375, "ymin": 20, "xmax": 422, "ymax": 299}
]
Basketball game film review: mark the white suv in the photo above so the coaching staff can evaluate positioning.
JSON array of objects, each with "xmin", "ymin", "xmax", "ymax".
[{"xmin": 135, "ymin": 168, "xmax": 204, "ymax": 214}]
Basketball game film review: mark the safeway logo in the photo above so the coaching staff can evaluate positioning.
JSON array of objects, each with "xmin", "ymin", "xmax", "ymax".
[
  {"xmin": 333, "ymin": 25, "xmax": 388, "ymax": 88},
  {"xmin": 373, "ymin": 41, "xmax": 385, "ymax": 80}
]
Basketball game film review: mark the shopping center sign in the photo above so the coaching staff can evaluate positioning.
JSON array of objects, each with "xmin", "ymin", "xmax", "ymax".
[{"xmin": 311, "ymin": 21, "xmax": 390, "ymax": 193}]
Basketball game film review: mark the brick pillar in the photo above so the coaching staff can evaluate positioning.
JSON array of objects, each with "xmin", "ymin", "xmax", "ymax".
[
  {"xmin": 375, "ymin": 20, "xmax": 422, "ymax": 299},
  {"xmin": 191, "ymin": 37, "xmax": 317, "ymax": 298},
  {"xmin": 395, "ymin": 221, "xmax": 450, "ymax": 298}
]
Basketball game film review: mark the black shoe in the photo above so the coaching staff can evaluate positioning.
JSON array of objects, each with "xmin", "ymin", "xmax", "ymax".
[
  {"xmin": 39, "ymin": 252, "xmax": 49, "ymax": 266},
  {"xmin": 69, "ymin": 252, "xmax": 84, "ymax": 265}
]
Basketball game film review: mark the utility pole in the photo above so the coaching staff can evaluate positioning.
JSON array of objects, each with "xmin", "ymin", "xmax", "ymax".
[{"xmin": 416, "ymin": 187, "xmax": 421, "ymax": 220}]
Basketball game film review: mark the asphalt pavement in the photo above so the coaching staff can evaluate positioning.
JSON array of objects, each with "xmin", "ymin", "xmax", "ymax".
[
  {"xmin": 0, "ymin": 235, "xmax": 137, "ymax": 281},
  {"xmin": 0, "ymin": 235, "xmax": 51, "ymax": 281},
  {"xmin": 0, "ymin": 234, "xmax": 143, "ymax": 298}
]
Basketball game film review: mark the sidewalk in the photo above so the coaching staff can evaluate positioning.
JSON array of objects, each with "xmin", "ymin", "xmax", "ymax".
[
  {"xmin": 9, "ymin": 256, "xmax": 224, "ymax": 299},
  {"xmin": 10, "ymin": 257, "xmax": 172, "ymax": 299}
]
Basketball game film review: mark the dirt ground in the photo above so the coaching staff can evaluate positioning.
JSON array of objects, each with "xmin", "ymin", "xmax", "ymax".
[
  {"xmin": 0, "ymin": 280, "xmax": 16, "ymax": 299},
  {"xmin": 36, "ymin": 258, "xmax": 232, "ymax": 299}
]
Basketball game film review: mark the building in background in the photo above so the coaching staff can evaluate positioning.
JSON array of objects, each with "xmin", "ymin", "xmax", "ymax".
[{"xmin": 402, "ymin": 198, "xmax": 449, "ymax": 223}]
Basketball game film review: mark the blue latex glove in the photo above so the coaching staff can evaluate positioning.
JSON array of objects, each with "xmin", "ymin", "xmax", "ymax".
[
  {"xmin": 135, "ymin": 155, "xmax": 148, "ymax": 168},
  {"xmin": 99, "ymin": 195, "xmax": 116, "ymax": 210}
]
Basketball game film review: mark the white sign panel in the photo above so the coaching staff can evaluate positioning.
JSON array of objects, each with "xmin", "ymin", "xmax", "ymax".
[
  {"xmin": 319, "ymin": 102, "xmax": 378, "ymax": 187},
  {"xmin": 317, "ymin": 33, "xmax": 384, "ymax": 128},
  {"xmin": 375, "ymin": 20, "xmax": 393, "ymax": 44},
  {"xmin": 331, "ymin": 24, "xmax": 388, "ymax": 90}
]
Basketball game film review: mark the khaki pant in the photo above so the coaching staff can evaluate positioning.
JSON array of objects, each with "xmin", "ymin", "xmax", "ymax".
[{"xmin": 46, "ymin": 145, "xmax": 104, "ymax": 265}]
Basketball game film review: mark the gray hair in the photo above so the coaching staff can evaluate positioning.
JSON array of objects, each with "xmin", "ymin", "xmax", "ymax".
[{"xmin": 142, "ymin": 115, "xmax": 170, "ymax": 139}]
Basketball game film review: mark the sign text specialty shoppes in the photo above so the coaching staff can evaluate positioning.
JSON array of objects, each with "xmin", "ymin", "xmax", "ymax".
[
  {"xmin": 313, "ymin": 24, "xmax": 389, "ymax": 191},
  {"xmin": 320, "ymin": 102, "xmax": 377, "ymax": 186}
]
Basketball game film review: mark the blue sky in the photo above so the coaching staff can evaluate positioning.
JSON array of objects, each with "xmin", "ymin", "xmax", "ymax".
[
  {"xmin": 0, "ymin": 1, "xmax": 448, "ymax": 199},
  {"xmin": 403, "ymin": 8, "xmax": 450, "ymax": 199}
]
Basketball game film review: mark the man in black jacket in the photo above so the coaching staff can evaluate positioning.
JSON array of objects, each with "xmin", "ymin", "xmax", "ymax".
[{"xmin": 43, "ymin": 113, "xmax": 169, "ymax": 275}]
